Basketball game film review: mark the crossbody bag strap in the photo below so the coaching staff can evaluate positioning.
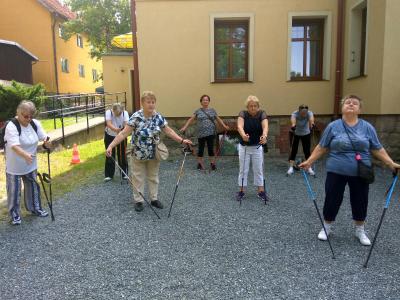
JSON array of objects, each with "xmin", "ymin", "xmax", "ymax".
[
  {"xmin": 201, "ymin": 108, "xmax": 217, "ymax": 134},
  {"xmin": 341, "ymin": 120, "xmax": 357, "ymax": 152}
]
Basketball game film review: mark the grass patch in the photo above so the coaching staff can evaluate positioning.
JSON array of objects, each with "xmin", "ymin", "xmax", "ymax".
[
  {"xmin": 0, "ymin": 138, "xmax": 106, "ymax": 221},
  {"xmin": 39, "ymin": 117, "xmax": 82, "ymax": 132}
]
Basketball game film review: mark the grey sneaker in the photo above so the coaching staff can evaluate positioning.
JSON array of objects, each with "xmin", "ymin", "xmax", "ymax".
[{"xmin": 33, "ymin": 209, "xmax": 49, "ymax": 217}]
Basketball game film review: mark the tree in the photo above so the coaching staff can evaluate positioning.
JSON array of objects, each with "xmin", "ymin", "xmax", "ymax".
[
  {"xmin": 0, "ymin": 82, "xmax": 46, "ymax": 121},
  {"xmin": 62, "ymin": 0, "xmax": 131, "ymax": 60}
]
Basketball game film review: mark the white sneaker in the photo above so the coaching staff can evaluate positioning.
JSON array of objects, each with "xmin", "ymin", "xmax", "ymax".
[
  {"xmin": 287, "ymin": 166, "xmax": 294, "ymax": 175},
  {"xmin": 308, "ymin": 167, "xmax": 315, "ymax": 176},
  {"xmin": 123, "ymin": 175, "xmax": 129, "ymax": 180},
  {"xmin": 318, "ymin": 225, "xmax": 332, "ymax": 241},
  {"xmin": 355, "ymin": 227, "xmax": 371, "ymax": 246},
  {"xmin": 104, "ymin": 177, "xmax": 112, "ymax": 182}
]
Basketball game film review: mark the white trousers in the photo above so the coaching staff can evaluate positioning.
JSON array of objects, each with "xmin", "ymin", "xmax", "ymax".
[{"xmin": 238, "ymin": 144, "xmax": 264, "ymax": 187}]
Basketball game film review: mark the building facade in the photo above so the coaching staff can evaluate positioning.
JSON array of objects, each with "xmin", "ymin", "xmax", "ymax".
[{"xmin": 0, "ymin": 0, "xmax": 102, "ymax": 94}]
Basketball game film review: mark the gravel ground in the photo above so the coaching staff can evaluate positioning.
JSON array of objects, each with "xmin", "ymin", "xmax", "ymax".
[{"xmin": 1, "ymin": 155, "xmax": 400, "ymax": 300}]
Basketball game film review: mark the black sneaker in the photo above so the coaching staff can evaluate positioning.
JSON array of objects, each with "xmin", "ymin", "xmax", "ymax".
[
  {"xmin": 211, "ymin": 163, "xmax": 216, "ymax": 171},
  {"xmin": 151, "ymin": 200, "xmax": 164, "ymax": 209},
  {"xmin": 134, "ymin": 202, "xmax": 144, "ymax": 212},
  {"xmin": 197, "ymin": 163, "xmax": 205, "ymax": 170}
]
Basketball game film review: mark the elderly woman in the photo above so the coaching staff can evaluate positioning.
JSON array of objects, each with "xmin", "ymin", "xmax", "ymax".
[
  {"xmin": 180, "ymin": 94, "xmax": 229, "ymax": 170},
  {"xmin": 4, "ymin": 100, "xmax": 51, "ymax": 225},
  {"xmin": 236, "ymin": 95, "xmax": 269, "ymax": 202},
  {"xmin": 287, "ymin": 104, "xmax": 315, "ymax": 176},
  {"xmin": 300, "ymin": 95, "xmax": 400, "ymax": 245},
  {"xmin": 106, "ymin": 91, "xmax": 192, "ymax": 212},
  {"xmin": 104, "ymin": 103, "xmax": 129, "ymax": 182}
]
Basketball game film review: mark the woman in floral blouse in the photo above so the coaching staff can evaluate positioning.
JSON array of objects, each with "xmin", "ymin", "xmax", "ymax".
[{"xmin": 106, "ymin": 91, "xmax": 192, "ymax": 212}]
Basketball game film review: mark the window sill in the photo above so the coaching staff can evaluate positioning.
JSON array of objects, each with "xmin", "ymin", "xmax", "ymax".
[
  {"xmin": 287, "ymin": 79, "xmax": 328, "ymax": 82},
  {"xmin": 347, "ymin": 75, "xmax": 367, "ymax": 81},
  {"xmin": 211, "ymin": 80, "xmax": 254, "ymax": 84}
]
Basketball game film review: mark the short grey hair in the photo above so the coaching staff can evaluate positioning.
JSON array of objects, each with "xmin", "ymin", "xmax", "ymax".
[
  {"xmin": 245, "ymin": 95, "xmax": 260, "ymax": 107},
  {"xmin": 17, "ymin": 100, "xmax": 36, "ymax": 115},
  {"xmin": 112, "ymin": 103, "xmax": 123, "ymax": 114},
  {"xmin": 340, "ymin": 94, "xmax": 363, "ymax": 108}
]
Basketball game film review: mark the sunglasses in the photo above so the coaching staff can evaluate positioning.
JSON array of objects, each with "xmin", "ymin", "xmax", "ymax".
[
  {"xmin": 299, "ymin": 105, "xmax": 308, "ymax": 110},
  {"xmin": 21, "ymin": 114, "xmax": 33, "ymax": 120}
]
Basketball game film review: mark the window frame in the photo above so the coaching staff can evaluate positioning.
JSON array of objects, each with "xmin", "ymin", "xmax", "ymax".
[
  {"xmin": 92, "ymin": 69, "xmax": 98, "ymax": 82},
  {"xmin": 78, "ymin": 64, "xmax": 85, "ymax": 78},
  {"xmin": 77, "ymin": 34, "xmax": 83, "ymax": 48},
  {"xmin": 214, "ymin": 20, "xmax": 249, "ymax": 83},
  {"xmin": 290, "ymin": 18, "xmax": 325, "ymax": 81},
  {"xmin": 61, "ymin": 58, "xmax": 69, "ymax": 73},
  {"xmin": 210, "ymin": 13, "xmax": 255, "ymax": 83},
  {"xmin": 287, "ymin": 11, "xmax": 332, "ymax": 81}
]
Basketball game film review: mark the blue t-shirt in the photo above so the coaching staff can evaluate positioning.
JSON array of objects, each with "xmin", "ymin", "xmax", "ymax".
[
  {"xmin": 319, "ymin": 119, "xmax": 382, "ymax": 176},
  {"xmin": 291, "ymin": 110, "xmax": 313, "ymax": 136}
]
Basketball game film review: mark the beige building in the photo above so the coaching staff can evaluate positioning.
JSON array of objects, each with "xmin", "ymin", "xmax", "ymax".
[{"xmin": 104, "ymin": 0, "xmax": 400, "ymax": 155}]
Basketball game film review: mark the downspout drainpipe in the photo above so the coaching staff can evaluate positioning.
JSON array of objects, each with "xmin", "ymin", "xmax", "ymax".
[
  {"xmin": 51, "ymin": 13, "xmax": 60, "ymax": 94},
  {"xmin": 131, "ymin": 0, "xmax": 141, "ymax": 111},
  {"xmin": 334, "ymin": 0, "xmax": 345, "ymax": 118}
]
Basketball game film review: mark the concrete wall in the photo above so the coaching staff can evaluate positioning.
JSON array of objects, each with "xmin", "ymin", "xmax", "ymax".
[{"xmin": 102, "ymin": 54, "xmax": 134, "ymax": 112}]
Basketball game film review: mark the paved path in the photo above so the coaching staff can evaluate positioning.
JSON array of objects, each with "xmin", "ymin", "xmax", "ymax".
[{"xmin": 0, "ymin": 157, "xmax": 399, "ymax": 299}]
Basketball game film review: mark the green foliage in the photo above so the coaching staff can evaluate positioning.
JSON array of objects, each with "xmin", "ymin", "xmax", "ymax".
[
  {"xmin": 62, "ymin": 0, "xmax": 131, "ymax": 60},
  {"xmin": 0, "ymin": 81, "xmax": 46, "ymax": 121}
]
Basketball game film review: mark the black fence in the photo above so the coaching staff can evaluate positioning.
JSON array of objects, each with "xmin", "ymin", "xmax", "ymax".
[{"xmin": 38, "ymin": 92, "xmax": 127, "ymax": 144}]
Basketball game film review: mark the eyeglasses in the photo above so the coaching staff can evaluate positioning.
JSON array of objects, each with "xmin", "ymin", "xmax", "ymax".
[{"xmin": 21, "ymin": 114, "xmax": 33, "ymax": 120}]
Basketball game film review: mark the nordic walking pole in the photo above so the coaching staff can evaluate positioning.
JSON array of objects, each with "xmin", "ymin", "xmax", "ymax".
[
  {"xmin": 37, "ymin": 173, "xmax": 55, "ymax": 221},
  {"xmin": 238, "ymin": 144, "xmax": 247, "ymax": 206},
  {"xmin": 300, "ymin": 166, "xmax": 335, "ymax": 259},
  {"xmin": 42, "ymin": 138, "xmax": 55, "ymax": 221},
  {"xmin": 168, "ymin": 144, "xmax": 192, "ymax": 218},
  {"xmin": 364, "ymin": 170, "xmax": 398, "ymax": 268},
  {"xmin": 109, "ymin": 155, "xmax": 161, "ymax": 219}
]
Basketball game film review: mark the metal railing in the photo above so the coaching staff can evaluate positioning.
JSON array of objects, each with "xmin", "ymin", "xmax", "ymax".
[{"xmin": 38, "ymin": 92, "xmax": 127, "ymax": 144}]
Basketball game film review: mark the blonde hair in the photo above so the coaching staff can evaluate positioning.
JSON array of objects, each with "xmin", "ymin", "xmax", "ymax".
[
  {"xmin": 341, "ymin": 94, "xmax": 363, "ymax": 108},
  {"xmin": 17, "ymin": 100, "xmax": 36, "ymax": 115},
  {"xmin": 141, "ymin": 91, "xmax": 156, "ymax": 102},
  {"xmin": 245, "ymin": 95, "xmax": 260, "ymax": 107}
]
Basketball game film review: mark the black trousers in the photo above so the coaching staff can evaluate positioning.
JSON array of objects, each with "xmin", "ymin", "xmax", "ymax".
[
  {"xmin": 197, "ymin": 135, "xmax": 215, "ymax": 157},
  {"xmin": 289, "ymin": 133, "xmax": 311, "ymax": 161},
  {"xmin": 104, "ymin": 132, "xmax": 128, "ymax": 178},
  {"xmin": 323, "ymin": 172, "xmax": 369, "ymax": 222}
]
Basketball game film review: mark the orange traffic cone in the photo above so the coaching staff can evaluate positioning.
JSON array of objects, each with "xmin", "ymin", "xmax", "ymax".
[{"xmin": 70, "ymin": 143, "xmax": 81, "ymax": 164}]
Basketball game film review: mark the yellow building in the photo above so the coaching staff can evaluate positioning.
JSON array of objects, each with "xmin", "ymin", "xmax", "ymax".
[
  {"xmin": 0, "ymin": 0, "xmax": 102, "ymax": 94},
  {"xmin": 103, "ymin": 0, "xmax": 400, "ymax": 156}
]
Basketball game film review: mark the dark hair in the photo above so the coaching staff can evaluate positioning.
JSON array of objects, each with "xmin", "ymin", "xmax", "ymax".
[
  {"xmin": 298, "ymin": 104, "xmax": 308, "ymax": 110},
  {"xmin": 200, "ymin": 94, "xmax": 211, "ymax": 103}
]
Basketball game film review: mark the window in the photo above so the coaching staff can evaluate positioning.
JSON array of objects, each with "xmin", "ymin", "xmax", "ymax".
[
  {"xmin": 78, "ymin": 64, "xmax": 85, "ymax": 77},
  {"xmin": 77, "ymin": 34, "xmax": 83, "ymax": 48},
  {"xmin": 58, "ymin": 25, "xmax": 64, "ymax": 38},
  {"xmin": 290, "ymin": 19, "xmax": 324, "ymax": 80},
  {"xmin": 92, "ymin": 69, "xmax": 98, "ymax": 82},
  {"xmin": 214, "ymin": 20, "xmax": 249, "ymax": 82},
  {"xmin": 61, "ymin": 58, "xmax": 69, "ymax": 73},
  {"xmin": 348, "ymin": 1, "xmax": 368, "ymax": 78}
]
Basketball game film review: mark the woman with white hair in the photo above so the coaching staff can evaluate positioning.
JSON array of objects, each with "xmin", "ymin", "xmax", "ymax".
[
  {"xmin": 106, "ymin": 91, "xmax": 192, "ymax": 212},
  {"xmin": 104, "ymin": 103, "xmax": 129, "ymax": 181},
  {"xmin": 236, "ymin": 95, "xmax": 269, "ymax": 202},
  {"xmin": 4, "ymin": 100, "xmax": 51, "ymax": 225}
]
